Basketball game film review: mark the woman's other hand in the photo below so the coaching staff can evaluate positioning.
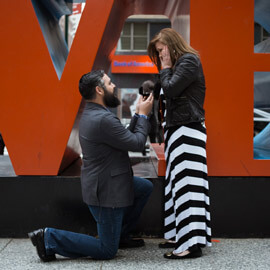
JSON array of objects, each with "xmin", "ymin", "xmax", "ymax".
[{"xmin": 160, "ymin": 45, "xmax": 172, "ymax": 69}]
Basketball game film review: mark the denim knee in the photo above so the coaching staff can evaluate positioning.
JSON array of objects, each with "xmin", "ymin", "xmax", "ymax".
[{"xmin": 97, "ymin": 245, "xmax": 118, "ymax": 260}]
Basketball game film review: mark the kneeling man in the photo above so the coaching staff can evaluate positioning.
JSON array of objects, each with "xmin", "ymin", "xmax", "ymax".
[{"xmin": 28, "ymin": 70, "xmax": 154, "ymax": 261}]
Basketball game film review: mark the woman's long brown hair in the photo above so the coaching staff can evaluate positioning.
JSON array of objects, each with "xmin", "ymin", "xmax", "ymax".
[{"xmin": 148, "ymin": 28, "xmax": 199, "ymax": 71}]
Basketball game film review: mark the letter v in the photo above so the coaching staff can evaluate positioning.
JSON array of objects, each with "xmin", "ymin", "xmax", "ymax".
[{"xmin": 0, "ymin": 0, "xmax": 114, "ymax": 175}]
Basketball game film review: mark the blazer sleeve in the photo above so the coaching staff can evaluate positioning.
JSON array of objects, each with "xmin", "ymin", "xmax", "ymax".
[
  {"xmin": 160, "ymin": 54, "xmax": 199, "ymax": 98},
  {"xmin": 100, "ymin": 113, "xmax": 150, "ymax": 152}
]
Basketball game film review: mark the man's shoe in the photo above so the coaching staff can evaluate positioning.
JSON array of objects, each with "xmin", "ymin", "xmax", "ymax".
[
  {"xmin": 119, "ymin": 238, "xmax": 145, "ymax": 249},
  {"xmin": 28, "ymin": 229, "xmax": 56, "ymax": 262}
]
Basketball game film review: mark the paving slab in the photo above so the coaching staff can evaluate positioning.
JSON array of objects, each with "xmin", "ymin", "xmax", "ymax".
[{"xmin": 0, "ymin": 238, "xmax": 270, "ymax": 270}]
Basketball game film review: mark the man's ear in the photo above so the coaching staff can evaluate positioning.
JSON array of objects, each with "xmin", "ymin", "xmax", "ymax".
[{"xmin": 95, "ymin": 86, "xmax": 104, "ymax": 96}]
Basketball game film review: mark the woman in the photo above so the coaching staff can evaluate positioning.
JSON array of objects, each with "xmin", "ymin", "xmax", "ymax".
[{"xmin": 148, "ymin": 28, "xmax": 211, "ymax": 259}]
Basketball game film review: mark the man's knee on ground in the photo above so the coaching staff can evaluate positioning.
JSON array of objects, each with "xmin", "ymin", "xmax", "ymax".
[{"xmin": 94, "ymin": 245, "xmax": 118, "ymax": 260}]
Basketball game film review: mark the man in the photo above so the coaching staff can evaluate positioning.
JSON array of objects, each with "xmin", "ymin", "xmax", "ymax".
[{"xmin": 28, "ymin": 70, "xmax": 154, "ymax": 261}]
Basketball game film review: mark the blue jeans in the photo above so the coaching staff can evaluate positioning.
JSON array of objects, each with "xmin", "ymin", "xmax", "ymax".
[{"xmin": 44, "ymin": 176, "xmax": 153, "ymax": 259}]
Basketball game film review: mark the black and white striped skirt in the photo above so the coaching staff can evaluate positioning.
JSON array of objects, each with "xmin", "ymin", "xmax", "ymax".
[{"xmin": 164, "ymin": 122, "xmax": 212, "ymax": 253}]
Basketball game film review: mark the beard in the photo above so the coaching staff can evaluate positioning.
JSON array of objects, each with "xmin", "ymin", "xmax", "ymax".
[{"xmin": 103, "ymin": 86, "xmax": 121, "ymax": 108}]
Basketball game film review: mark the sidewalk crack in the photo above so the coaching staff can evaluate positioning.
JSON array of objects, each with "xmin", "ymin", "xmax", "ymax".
[{"xmin": 0, "ymin": 239, "xmax": 13, "ymax": 253}]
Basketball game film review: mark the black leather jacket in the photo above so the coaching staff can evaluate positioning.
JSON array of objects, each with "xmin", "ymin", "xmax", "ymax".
[{"xmin": 159, "ymin": 53, "xmax": 206, "ymax": 128}]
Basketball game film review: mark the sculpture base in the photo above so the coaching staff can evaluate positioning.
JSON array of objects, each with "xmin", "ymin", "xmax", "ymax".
[{"xmin": 1, "ymin": 156, "xmax": 270, "ymax": 238}]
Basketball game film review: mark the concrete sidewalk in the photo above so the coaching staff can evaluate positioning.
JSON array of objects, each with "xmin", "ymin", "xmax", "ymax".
[{"xmin": 1, "ymin": 238, "xmax": 270, "ymax": 270}]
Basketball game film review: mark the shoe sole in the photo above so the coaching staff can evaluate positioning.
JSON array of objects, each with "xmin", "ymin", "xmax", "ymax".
[
  {"xmin": 28, "ymin": 232, "xmax": 37, "ymax": 247},
  {"xmin": 28, "ymin": 232, "xmax": 56, "ymax": 262},
  {"xmin": 164, "ymin": 250, "xmax": 202, "ymax": 259}
]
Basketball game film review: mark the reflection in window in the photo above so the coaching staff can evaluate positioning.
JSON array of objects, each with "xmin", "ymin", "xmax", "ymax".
[
  {"xmin": 254, "ymin": 23, "xmax": 269, "ymax": 45},
  {"xmin": 119, "ymin": 88, "xmax": 139, "ymax": 126},
  {"xmin": 254, "ymin": 1, "xmax": 270, "ymax": 159},
  {"xmin": 254, "ymin": 0, "xmax": 270, "ymax": 51},
  {"xmin": 254, "ymin": 72, "xmax": 270, "ymax": 159}
]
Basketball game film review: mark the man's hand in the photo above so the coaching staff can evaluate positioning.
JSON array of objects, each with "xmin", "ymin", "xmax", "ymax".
[{"xmin": 136, "ymin": 93, "xmax": 154, "ymax": 116}]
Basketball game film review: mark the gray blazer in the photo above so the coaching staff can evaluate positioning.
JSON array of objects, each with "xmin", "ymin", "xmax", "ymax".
[{"xmin": 79, "ymin": 102, "xmax": 150, "ymax": 207}]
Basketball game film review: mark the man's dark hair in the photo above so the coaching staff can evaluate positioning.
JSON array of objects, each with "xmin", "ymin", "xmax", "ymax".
[{"xmin": 79, "ymin": 70, "xmax": 105, "ymax": 100}]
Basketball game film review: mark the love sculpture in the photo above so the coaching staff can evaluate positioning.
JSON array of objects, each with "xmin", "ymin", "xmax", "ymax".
[{"xmin": 0, "ymin": 0, "xmax": 269, "ymax": 176}]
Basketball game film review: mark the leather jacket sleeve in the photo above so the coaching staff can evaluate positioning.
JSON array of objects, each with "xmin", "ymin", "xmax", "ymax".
[{"xmin": 159, "ymin": 53, "xmax": 200, "ymax": 98}]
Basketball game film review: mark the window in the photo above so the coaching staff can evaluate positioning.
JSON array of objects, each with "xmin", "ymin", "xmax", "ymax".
[
  {"xmin": 118, "ymin": 88, "xmax": 139, "ymax": 125},
  {"xmin": 253, "ymin": 71, "xmax": 270, "ymax": 159},
  {"xmin": 117, "ymin": 22, "xmax": 149, "ymax": 52},
  {"xmin": 260, "ymin": 25, "xmax": 269, "ymax": 41}
]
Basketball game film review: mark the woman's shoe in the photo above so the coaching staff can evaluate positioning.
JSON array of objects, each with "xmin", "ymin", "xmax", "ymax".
[
  {"xmin": 164, "ymin": 248, "xmax": 202, "ymax": 259},
  {"xmin": 158, "ymin": 241, "xmax": 176, "ymax": 248}
]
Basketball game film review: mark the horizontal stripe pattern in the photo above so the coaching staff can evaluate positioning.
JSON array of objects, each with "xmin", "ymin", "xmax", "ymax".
[{"xmin": 164, "ymin": 123, "xmax": 211, "ymax": 253}]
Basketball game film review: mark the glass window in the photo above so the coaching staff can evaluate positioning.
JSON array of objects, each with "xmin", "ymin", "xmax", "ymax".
[
  {"xmin": 263, "ymin": 27, "xmax": 269, "ymax": 41},
  {"xmin": 118, "ymin": 88, "xmax": 139, "ymax": 126},
  {"xmin": 117, "ymin": 22, "xmax": 149, "ymax": 52},
  {"xmin": 120, "ymin": 37, "xmax": 131, "ymax": 50},
  {"xmin": 134, "ymin": 37, "xmax": 147, "ymax": 50},
  {"xmin": 122, "ymin": 22, "xmax": 131, "ymax": 35},
  {"xmin": 134, "ymin": 23, "xmax": 147, "ymax": 35}
]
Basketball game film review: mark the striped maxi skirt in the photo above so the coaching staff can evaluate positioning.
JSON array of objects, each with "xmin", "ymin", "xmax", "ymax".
[{"xmin": 163, "ymin": 122, "xmax": 212, "ymax": 253}]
